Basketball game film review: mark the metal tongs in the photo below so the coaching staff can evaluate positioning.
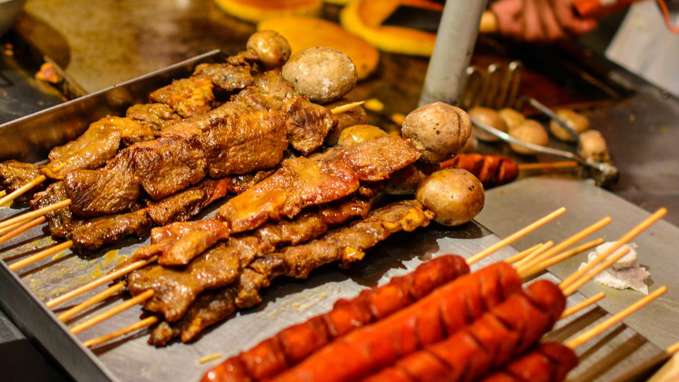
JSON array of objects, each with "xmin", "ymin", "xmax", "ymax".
[{"xmin": 470, "ymin": 116, "xmax": 619, "ymax": 187}]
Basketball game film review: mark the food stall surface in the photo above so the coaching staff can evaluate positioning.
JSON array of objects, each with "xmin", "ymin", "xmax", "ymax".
[{"xmin": 0, "ymin": 1, "xmax": 677, "ymax": 381}]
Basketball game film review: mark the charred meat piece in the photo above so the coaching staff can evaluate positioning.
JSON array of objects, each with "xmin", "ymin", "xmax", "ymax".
[
  {"xmin": 150, "ymin": 75, "xmax": 215, "ymax": 118},
  {"xmin": 199, "ymin": 109, "xmax": 288, "ymax": 177},
  {"xmin": 171, "ymin": 200, "xmax": 432, "ymax": 345},
  {"xmin": 65, "ymin": 179, "xmax": 232, "ymax": 253},
  {"xmin": 126, "ymin": 103, "xmax": 179, "ymax": 132},
  {"xmin": 194, "ymin": 63, "xmax": 254, "ymax": 93},
  {"xmin": 440, "ymin": 153, "xmax": 519, "ymax": 189},
  {"xmin": 0, "ymin": 160, "xmax": 41, "ymax": 198},
  {"xmin": 284, "ymin": 97, "xmax": 334, "ymax": 155},
  {"xmin": 133, "ymin": 136, "xmax": 207, "ymax": 201},
  {"xmin": 128, "ymin": 199, "xmax": 371, "ymax": 322},
  {"xmin": 70, "ymin": 209, "xmax": 151, "ymax": 252},
  {"xmin": 64, "ymin": 148, "xmax": 141, "ymax": 217},
  {"xmin": 146, "ymin": 178, "xmax": 231, "ymax": 226},
  {"xmin": 30, "ymin": 182, "xmax": 80, "ymax": 239},
  {"xmin": 43, "ymin": 116, "xmax": 155, "ymax": 180},
  {"xmin": 218, "ymin": 135, "xmax": 419, "ymax": 232}
]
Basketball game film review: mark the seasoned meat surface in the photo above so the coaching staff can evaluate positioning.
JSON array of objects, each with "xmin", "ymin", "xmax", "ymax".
[
  {"xmin": 199, "ymin": 110, "xmax": 288, "ymax": 177},
  {"xmin": 64, "ymin": 149, "xmax": 141, "ymax": 217},
  {"xmin": 128, "ymin": 199, "xmax": 371, "ymax": 322},
  {"xmin": 0, "ymin": 160, "xmax": 41, "ymax": 196},
  {"xmin": 146, "ymin": 179, "xmax": 230, "ymax": 226},
  {"xmin": 194, "ymin": 63, "xmax": 254, "ymax": 92},
  {"xmin": 126, "ymin": 103, "xmax": 179, "ymax": 132},
  {"xmin": 150, "ymin": 75, "xmax": 215, "ymax": 118},
  {"xmin": 31, "ymin": 182, "xmax": 79, "ymax": 239},
  {"xmin": 284, "ymin": 97, "xmax": 334, "ymax": 155},
  {"xmin": 70, "ymin": 209, "xmax": 151, "ymax": 252},
  {"xmin": 133, "ymin": 136, "xmax": 207, "ymax": 200}
]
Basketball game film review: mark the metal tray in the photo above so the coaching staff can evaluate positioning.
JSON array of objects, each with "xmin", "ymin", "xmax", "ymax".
[{"xmin": 0, "ymin": 54, "xmax": 673, "ymax": 382}]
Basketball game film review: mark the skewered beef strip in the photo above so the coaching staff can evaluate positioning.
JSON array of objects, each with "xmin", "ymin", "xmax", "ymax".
[
  {"xmin": 128, "ymin": 198, "xmax": 372, "ymax": 322},
  {"xmin": 201, "ymin": 255, "xmax": 470, "ymax": 381},
  {"xmin": 148, "ymin": 200, "xmax": 433, "ymax": 346},
  {"xmin": 136, "ymin": 135, "xmax": 420, "ymax": 266},
  {"xmin": 0, "ymin": 161, "xmax": 41, "ymax": 199},
  {"xmin": 125, "ymin": 103, "xmax": 180, "ymax": 132},
  {"xmin": 29, "ymin": 178, "xmax": 231, "ymax": 252},
  {"xmin": 63, "ymin": 71, "xmax": 334, "ymax": 218}
]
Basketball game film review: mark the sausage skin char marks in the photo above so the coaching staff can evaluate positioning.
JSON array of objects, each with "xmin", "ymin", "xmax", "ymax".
[
  {"xmin": 200, "ymin": 255, "xmax": 469, "ymax": 382},
  {"xmin": 361, "ymin": 280, "xmax": 565, "ymax": 382},
  {"xmin": 481, "ymin": 342, "xmax": 578, "ymax": 382},
  {"xmin": 271, "ymin": 262, "xmax": 529, "ymax": 382}
]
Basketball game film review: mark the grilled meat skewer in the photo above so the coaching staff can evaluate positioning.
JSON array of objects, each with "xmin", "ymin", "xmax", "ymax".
[
  {"xmin": 130, "ymin": 134, "xmax": 420, "ymax": 267},
  {"xmin": 149, "ymin": 199, "xmax": 433, "ymax": 346}
]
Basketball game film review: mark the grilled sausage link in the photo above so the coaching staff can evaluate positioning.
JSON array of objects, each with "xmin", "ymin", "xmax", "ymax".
[
  {"xmin": 200, "ymin": 255, "xmax": 470, "ymax": 382},
  {"xmin": 271, "ymin": 262, "xmax": 523, "ymax": 382},
  {"xmin": 440, "ymin": 153, "xmax": 518, "ymax": 188},
  {"xmin": 481, "ymin": 342, "xmax": 578, "ymax": 382},
  {"xmin": 363, "ymin": 280, "xmax": 566, "ymax": 382}
]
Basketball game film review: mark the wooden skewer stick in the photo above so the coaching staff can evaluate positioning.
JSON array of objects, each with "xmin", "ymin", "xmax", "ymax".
[
  {"xmin": 330, "ymin": 101, "xmax": 365, "ymax": 115},
  {"xmin": 520, "ymin": 238, "xmax": 604, "ymax": 279},
  {"xmin": 0, "ymin": 216, "xmax": 45, "ymax": 245},
  {"xmin": 70, "ymin": 290, "xmax": 154, "ymax": 335},
  {"xmin": 565, "ymin": 286, "xmax": 668, "ymax": 349},
  {"xmin": 46, "ymin": 257, "xmax": 156, "ymax": 309},
  {"xmin": 0, "ymin": 218, "xmax": 30, "ymax": 236},
  {"xmin": 518, "ymin": 161, "xmax": 579, "ymax": 171},
  {"xmin": 605, "ymin": 339, "xmax": 679, "ymax": 382},
  {"xmin": 0, "ymin": 175, "xmax": 46, "ymax": 207},
  {"xmin": 514, "ymin": 241, "xmax": 554, "ymax": 270},
  {"xmin": 0, "ymin": 199, "xmax": 71, "ymax": 230},
  {"xmin": 58, "ymin": 283, "xmax": 126, "ymax": 323},
  {"xmin": 82, "ymin": 316, "xmax": 159, "ymax": 349},
  {"xmin": 561, "ymin": 292, "xmax": 605, "ymax": 320},
  {"xmin": 517, "ymin": 217, "xmax": 612, "ymax": 276},
  {"xmin": 8, "ymin": 241, "xmax": 73, "ymax": 272},
  {"xmin": 560, "ymin": 208, "xmax": 667, "ymax": 289},
  {"xmin": 562, "ymin": 247, "xmax": 631, "ymax": 296},
  {"xmin": 503, "ymin": 243, "xmax": 544, "ymax": 265},
  {"xmin": 467, "ymin": 207, "xmax": 567, "ymax": 265}
]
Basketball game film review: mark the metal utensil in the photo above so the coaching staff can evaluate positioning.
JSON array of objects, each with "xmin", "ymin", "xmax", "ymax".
[{"xmin": 471, "ymin": 116, "xmax": 619, "ymax": 186}]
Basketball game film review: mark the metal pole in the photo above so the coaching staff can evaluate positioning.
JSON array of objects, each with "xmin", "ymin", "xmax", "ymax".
[{"xmin": 419, "ymin": 0, "xmax": 488, "ymax": 106}]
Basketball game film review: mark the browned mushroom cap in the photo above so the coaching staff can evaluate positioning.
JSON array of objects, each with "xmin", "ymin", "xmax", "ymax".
[
  {"xmin": 402, "ymin": 102, "xmax": 471, "ymax": 164},
  {"xmin": 470, "ymin": 107, "xmax": 508, "ymax": 142},
  {"xmin": 416, "ymin": 168, "xmax": 485, "ymax": 226},
  {"xmin": 578, "ymin": 129, "xmax": 609, "ymax": 162},
  {"xmin": 550, "ymin": 108, "xmax": 589, "ymax": 142},
  {"xmin": 247, "ymin": 30, "xmax": 292, "ymax": 68},
  {"xmin": 498, "ymin": 108, "xmax": 526, "ymax": 132},
  {"xmin": 282, "ymin": 47, "xmax": 358, "ymax": 103},
  {"xmin": 509, "ymin": 119, "xmax": 549, "ymax": 155}
]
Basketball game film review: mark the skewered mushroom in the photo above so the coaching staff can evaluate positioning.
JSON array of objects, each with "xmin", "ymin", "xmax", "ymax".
[
  {"xmin": 337, "ymin": 125, "xmax": 388, "ymax": 147},
  {"xmin": 246, "ymin": 30, "xmax": 292, "ymax": 68},
  {"xmin": 498, "ymin": 108, "xmax": 526, "ymax": 132},
  {"xmin": 578, "ymin": 129, "xmax": 610, "ymax": 162},
  {"xmin": 402, "ymin": 102, "xmax": 471, "ymax": 164},
  {"xmin": 282, "ymin": 47, "xmax": 358, "ymax": 103},
  {"xmin": 469, "ymin": 107, "xmax": 508, "ymax": 142},
  {"xmin": 509, "ymin": 119, "xmax": 549, "ymax": 155},
  {"xmin": 416, "ymin": 168, "xmax": 485, "ymax": 226},
  {"xmin": 550, "ymin": 108, "xmax": 589, "ymax": 142}
]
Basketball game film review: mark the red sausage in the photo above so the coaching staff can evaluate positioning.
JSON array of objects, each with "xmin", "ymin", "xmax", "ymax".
[
  {"xmin": 272, "ymin": 262, "xmax": 522, "ymax": 382},
  {"xmin": 201, "ymin": 255, "xmax": 469, "ymax": 382},
  {"xmin": 364, "ymin": 280, "xmax": 566, "ymax": 382},
  {"xmin": 481, "ymin": 342, "xmax": 578, "ymax": 382}
]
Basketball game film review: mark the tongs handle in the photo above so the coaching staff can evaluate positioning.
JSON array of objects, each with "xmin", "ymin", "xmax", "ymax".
[{"xmin": 524, "ymin": 97, "xmax": 579, "ymax": 141}]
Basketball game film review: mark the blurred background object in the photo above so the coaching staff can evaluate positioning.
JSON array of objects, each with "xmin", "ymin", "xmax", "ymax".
[{"xmin": 0, "ymin": 0, "xmax": 26, "ymax": 37}]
